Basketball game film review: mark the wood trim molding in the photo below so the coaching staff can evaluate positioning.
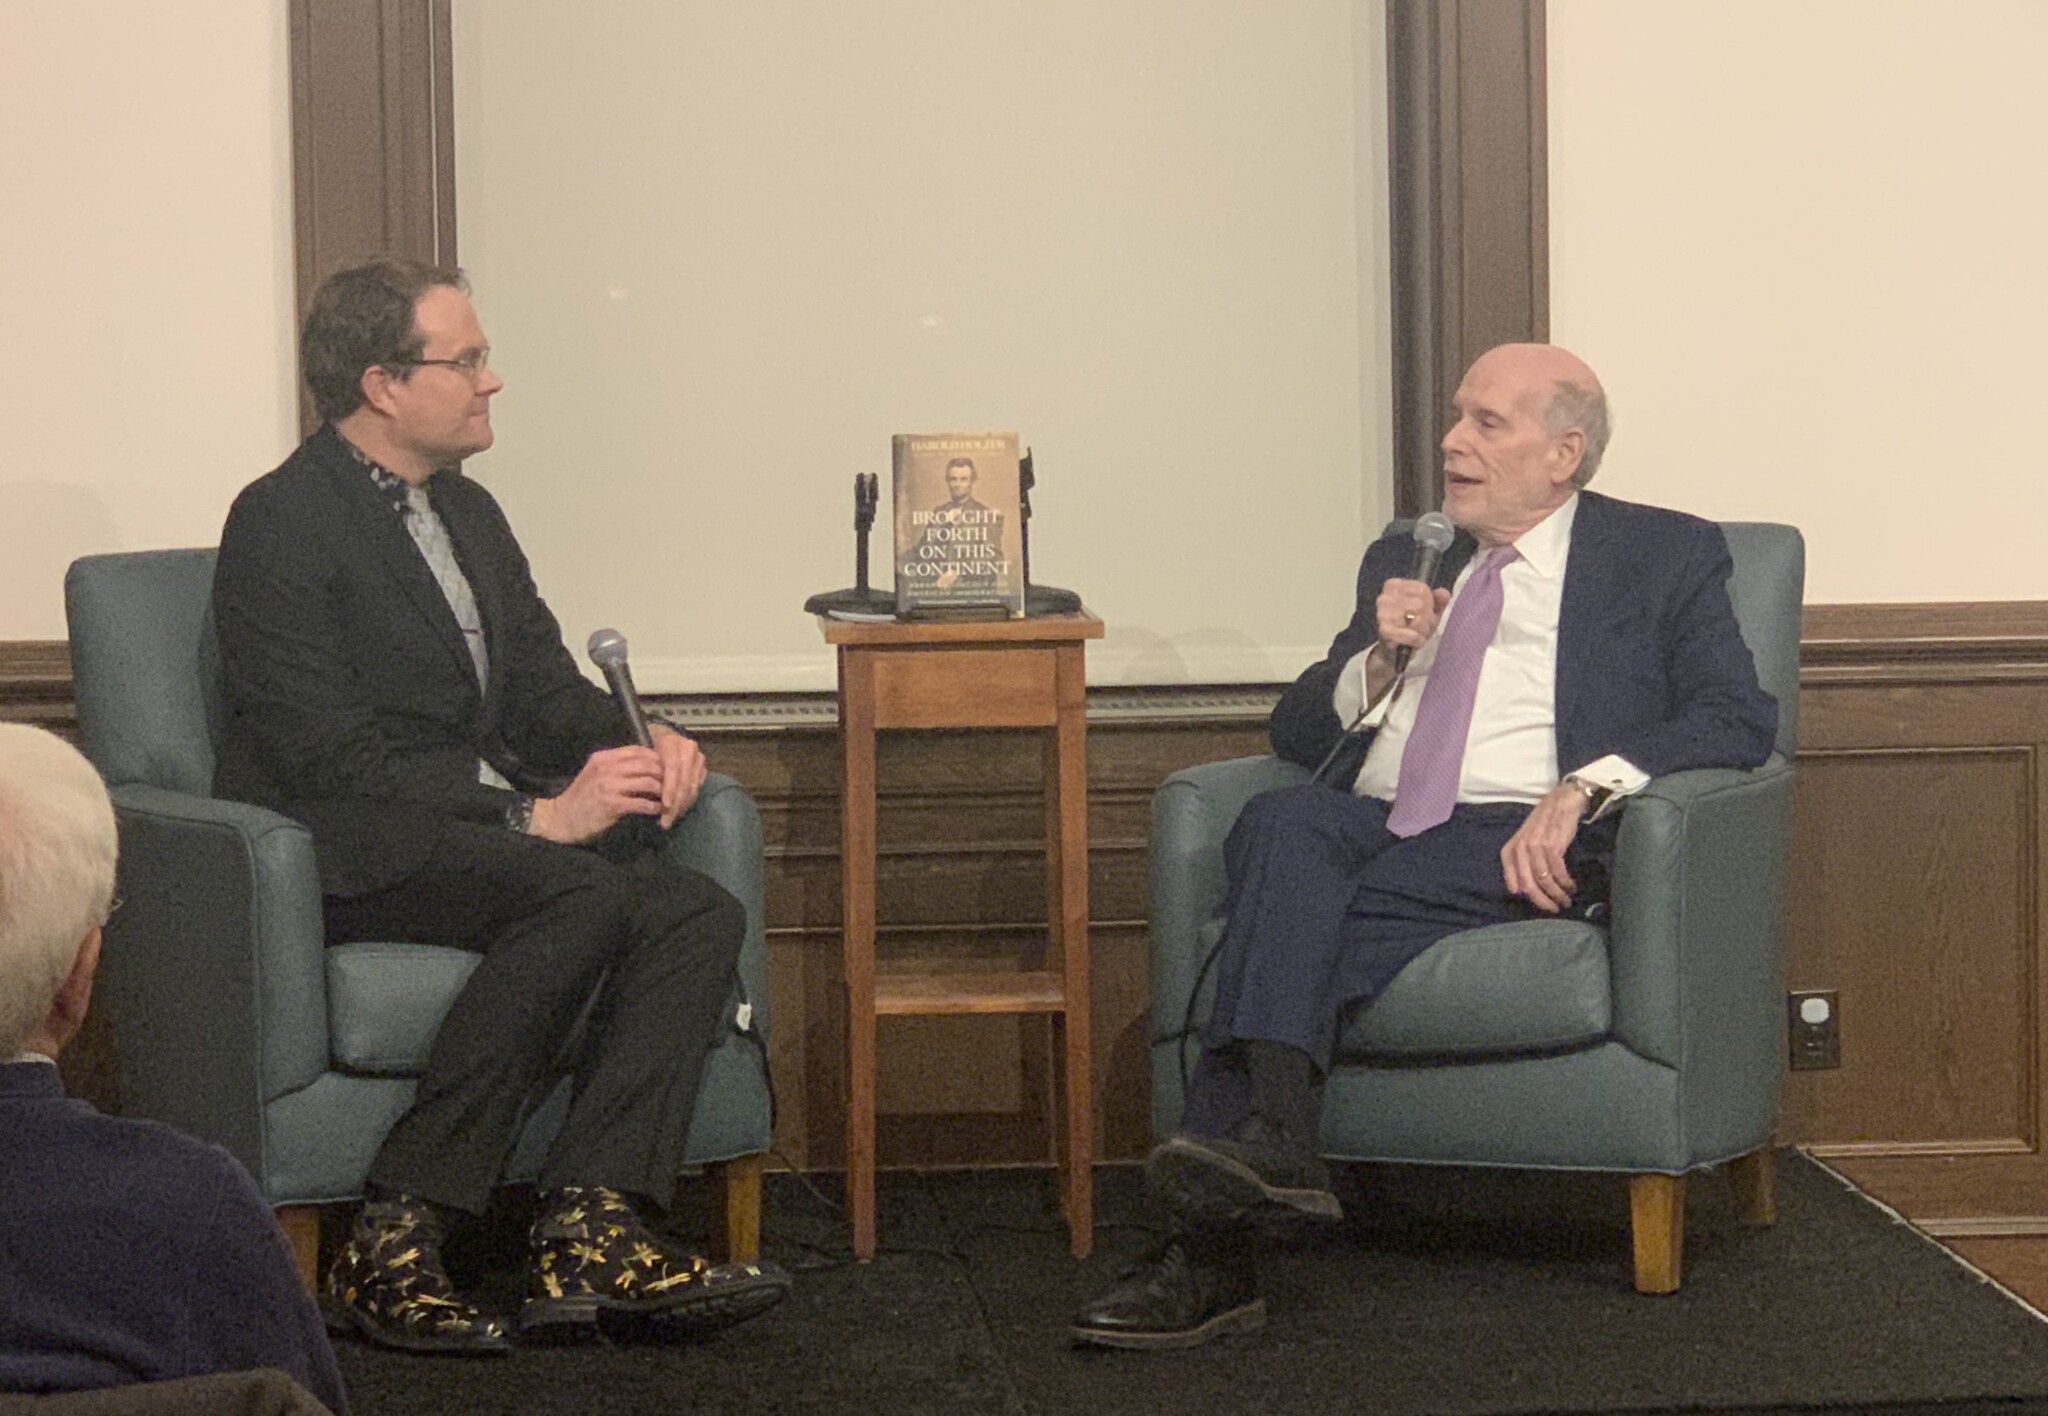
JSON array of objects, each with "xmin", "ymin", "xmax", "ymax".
[
  {"xmin": 1804, "ymin": 602, "xmax": 2048, "ymax": 682},
  {"xmin": 288, "ymin": 0, "xmax": 455, "ymax": 432},
  {"xmin": 0, "ymin": 641, "xmax": 76, "ymax": 739},
  {"xmin": 1386, "ymin": 0, "xmax": 1549, "ymax": 517},
  {"xmin": 15, "ymin": 608, "xmax": 2048, "ymax": 737}
]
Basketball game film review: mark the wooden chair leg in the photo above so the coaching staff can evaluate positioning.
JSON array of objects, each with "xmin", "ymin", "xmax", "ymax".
[
  {"xmin": 1628, "ymin": 1173, "xmax": 1685, "ymax": 1294},
  {"xmin": 710, "ymin": 1153, "xmax": 764, "ymax": 1263},
  {"xmin": 1727, "ymin": 1145, "xmax": 1777, "ymax": 1228},
  {"xmin": 275, "ymin": 1204, "xmax": 321, "ymax": 1294}
]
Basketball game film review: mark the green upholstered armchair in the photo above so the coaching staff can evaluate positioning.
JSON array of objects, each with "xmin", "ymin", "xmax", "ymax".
[
  {"xmin": 1149, "ymin": 523, "xmax": 1802, "ymax": 1292},
  {"xmin": 63, "ymin": 548, "xmax": 771, "ymax": 1286}
]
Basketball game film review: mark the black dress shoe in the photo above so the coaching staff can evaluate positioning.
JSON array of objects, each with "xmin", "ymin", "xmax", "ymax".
[
  {"xmin": 1145, "ymin": 1115, "xmax": 1342, "ymax": 1226},
  {"xmin": 324, "ymin": 1197, "xmax": 511, "ymax": 1356},
  {"xmin": 1070, "ymin": 1238, "xmax": 1264, "ymax": 1351},
  {"xmin": 597, "ymin": 1259, "xmax": 794, "ymax": 1345},
  {"xmin": 521, "ymin": 1186, "xmax": 790, "ymax": 1343}
]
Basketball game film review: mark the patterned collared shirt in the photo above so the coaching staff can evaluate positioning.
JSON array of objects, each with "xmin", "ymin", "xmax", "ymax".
[{"xmin": 338, "ymin": 434, "xmax": 514, "ymax": 794}]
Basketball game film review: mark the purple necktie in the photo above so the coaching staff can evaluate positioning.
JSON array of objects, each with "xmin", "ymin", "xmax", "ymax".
[{"xmin": 1386, "ymin": 544, "xmax": 1519, "ymax": 838}]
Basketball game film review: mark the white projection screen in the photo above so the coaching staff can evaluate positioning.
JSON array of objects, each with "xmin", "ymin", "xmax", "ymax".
[{"xmin": 452, "ymin": 1, "xmax": 1393, "ymax": 692}]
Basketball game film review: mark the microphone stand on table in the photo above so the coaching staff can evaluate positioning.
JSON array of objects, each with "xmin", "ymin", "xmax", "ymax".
[
  {"xmin": 1019, "ymin": 449, "xmax": 1083, "ymax": 617},
  {"xmin": 804, "ymin": 473, "xmax": 896, "ymax": 619}
]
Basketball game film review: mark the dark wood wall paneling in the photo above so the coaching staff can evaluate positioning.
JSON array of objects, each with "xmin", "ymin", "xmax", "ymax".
[
  {"xmin": 19, "ymin": 0, "xmax": 2048, "ymax": 1222},
  {"xmin": 1386, "ymin": 0, "xmax": 1548, "ymax": 516},
  {"xmin": 17, "ymin": 605, "xmax": 2048, "ymax": 1193},
  {"xmin": 0, "ymin": 643, "xmax": 1270, "ymax": 1165},
  {"xmin": 289, "ymin": 0, "xmax": 455, "ymax": 430},
  {"xmin": 1786, "ymin": 604, "xmax": 2048, "ymax": 1229},
  {"xmin": 0, "ymin": 643, "xmax": 74, "ymax": 740}
]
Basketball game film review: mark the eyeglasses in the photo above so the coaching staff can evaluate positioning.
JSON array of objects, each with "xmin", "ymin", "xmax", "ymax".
[{"xmin": 384, "ymin": 347, "xmax": 492, "ymax": 380}]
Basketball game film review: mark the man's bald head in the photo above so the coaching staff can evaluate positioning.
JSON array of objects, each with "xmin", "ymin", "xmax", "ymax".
[
  {"xmin": 1465, "ymin": 343, "xmax": 1612, "ymax": 488},
  {"xmin": 1439, "ymin": 343, "xmax": 1613, "ymax": 545}
]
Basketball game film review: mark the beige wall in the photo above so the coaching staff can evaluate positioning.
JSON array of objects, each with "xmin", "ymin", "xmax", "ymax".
[
  {"xmin": 10, "ymin": 5, "xmax": 2040, "ymax": 646},
  {"xmin": 1548, "ymin": 0, "xmax": 2048, "ymax": 603},
  {"xmin": 0, "ymin": 2, "xmax": 298, "ymax": 640}
]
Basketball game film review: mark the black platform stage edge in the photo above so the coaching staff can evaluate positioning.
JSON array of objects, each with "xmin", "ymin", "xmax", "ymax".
[{"xmin": 331, "ymin": 1152, "xmax": 2048, "ymax": 1416}]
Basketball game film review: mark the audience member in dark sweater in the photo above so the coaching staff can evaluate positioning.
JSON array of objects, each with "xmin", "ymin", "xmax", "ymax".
[{"xmin": 0, "ymin": 725, "xmax": 348, "ymax": 1414}]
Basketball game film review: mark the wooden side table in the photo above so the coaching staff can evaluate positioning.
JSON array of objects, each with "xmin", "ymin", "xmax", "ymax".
[{"xmin": 822, "ymin": 612, "xmax": 1104, "ymax": 1259}]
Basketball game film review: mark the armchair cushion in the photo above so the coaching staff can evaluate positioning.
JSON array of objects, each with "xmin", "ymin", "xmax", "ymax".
[
  {"xmin": 326, "ymin": 943, "xmax": 479, "ymax": 1075},
  {"xmin": 1337, "ymin": 918, "xmax": 1611, "ymax": 1060},
  {"xmin": 1176, "ymin": 904, "xmax": 1612, "ymax": 1064}
]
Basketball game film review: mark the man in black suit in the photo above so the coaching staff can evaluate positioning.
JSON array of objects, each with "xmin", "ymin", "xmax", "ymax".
[
  {"xmin": 0, "ymin": 725, "xmax": 347, "ymax": 1412},
  {"xmin": 1072, "ymin": 343, "xmax": 1778, "ymax": 1349},
  {"xmin": 212, "ymin": 259, "xmax": 786, "ymax": 1353}
]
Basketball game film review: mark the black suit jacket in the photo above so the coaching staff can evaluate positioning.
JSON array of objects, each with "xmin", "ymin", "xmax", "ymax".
[
  {"xmin": 1269, "ymin": 490, "xmax": 1778, "ymax": 790},
  {"xmin": 212, "ymin": 425, "xmax": 624, "ymax": 897}
]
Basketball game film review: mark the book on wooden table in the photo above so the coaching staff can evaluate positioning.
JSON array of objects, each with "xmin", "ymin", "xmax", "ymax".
[{"xmin": 892, "ymin": 431, "xmax": 1025, "ymax": 618}]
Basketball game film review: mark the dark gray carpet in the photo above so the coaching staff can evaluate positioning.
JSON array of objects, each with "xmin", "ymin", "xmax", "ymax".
[{"xmin": 332, "ymin": 1151, "xmax": 2048, "ymax": 1416}]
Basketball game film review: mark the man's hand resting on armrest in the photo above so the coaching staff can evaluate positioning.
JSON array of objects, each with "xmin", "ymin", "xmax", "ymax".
[{"xmin": 1499, "ymin": 780, "xmax": 1595, "ymax": 914}]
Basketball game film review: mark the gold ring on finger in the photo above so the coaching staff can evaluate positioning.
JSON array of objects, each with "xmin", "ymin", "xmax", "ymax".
[{"xmin": 1403, "ymin": 611, "xmax": 1417, "ymax": 626}]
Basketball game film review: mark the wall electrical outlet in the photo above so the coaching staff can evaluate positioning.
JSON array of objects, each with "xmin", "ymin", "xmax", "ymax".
[{"xmin": 1788, "ymin": 990, "xmax": 1841, "ymax": 1070}]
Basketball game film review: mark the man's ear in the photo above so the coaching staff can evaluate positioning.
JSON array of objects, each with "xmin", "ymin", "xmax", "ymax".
[
  {"xmin": 359, "ymin": 363, "xmax": 403, "ymax": 419},
  {"xmin": 1550, "ymin": 428, "xmax": 1586, "ymax": 486},
  {"xmin": 43, "ymin": 928, "xmax": 101, "ymax": 1052}
]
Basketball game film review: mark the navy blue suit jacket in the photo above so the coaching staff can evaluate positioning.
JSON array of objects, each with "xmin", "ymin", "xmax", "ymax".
[
  {"xmin": 1269, "ymin": 491, "xmax": 1778, "ymax": 789},
  {"xmin": 0, "ymin": 1064, "xmax": 346, "ymax": 1411}
]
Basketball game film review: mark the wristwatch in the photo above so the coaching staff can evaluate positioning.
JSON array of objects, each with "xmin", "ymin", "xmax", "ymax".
[
  {"xmin": 504, "ymin": 792, "xmax": 536, "ymax": 835},
  {"xmin": 1563, "ymin": 773, "xmax": 1617, "ymax": 821}
]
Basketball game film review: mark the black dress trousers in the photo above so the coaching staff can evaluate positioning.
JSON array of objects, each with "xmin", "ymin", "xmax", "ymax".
[{"xmin": 322, "ymin": 819, "xmax": 745, "ymax": 1216}]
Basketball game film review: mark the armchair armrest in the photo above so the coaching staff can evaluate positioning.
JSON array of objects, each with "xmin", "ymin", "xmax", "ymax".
[
  {"xmin": 660, "ymin": 771, "xmax": 768, "ymax": 1040},
  {"xmin": 1605, "ymin": 756, "xmax": 1796, "ymax": 1158},
  {"xmin": 102, "ymin": 785, "xmax": 329, "ymax": 1187},
  {"xmin": 1148, "ymin": 757, "xmax": 1310, "ymax": 1039}
]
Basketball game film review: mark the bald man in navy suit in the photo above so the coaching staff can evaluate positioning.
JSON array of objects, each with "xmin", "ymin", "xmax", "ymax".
[{"xmin": 1073, "ymin": 343, "xmax": 1777, "ymax": 1350}]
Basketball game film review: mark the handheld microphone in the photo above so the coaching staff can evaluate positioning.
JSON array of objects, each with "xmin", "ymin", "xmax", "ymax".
[
  {"xmin": 586, "ymin": 628, "xmax": 655, "ymax": 748},
  {"xmin": 1392, "ymin": 512, "xmax": 1457, "ymax": 673},
  {"xmin": 1314, "ymin": 511, "xmax": 1459, "ymax": 785}
]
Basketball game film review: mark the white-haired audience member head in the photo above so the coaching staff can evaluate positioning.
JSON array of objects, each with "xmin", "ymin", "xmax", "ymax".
[{"xmin": 0, "ymin": 725, "xmax": 117, "ymax": 1060}]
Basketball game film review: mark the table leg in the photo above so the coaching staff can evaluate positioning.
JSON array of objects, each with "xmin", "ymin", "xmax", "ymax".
[
  {"xmin": 1048, "ymin": 642, "xmax": 1093, "ymax": 1257},
  {"xmin": 840, "ymin": 646, "xmax": 880, "ymax": 1260}
]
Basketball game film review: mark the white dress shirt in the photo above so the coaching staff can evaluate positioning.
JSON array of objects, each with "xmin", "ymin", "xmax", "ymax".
[{"xmin": 1333, "ymin": 494, "xmax": 1648, "ymax": 806}]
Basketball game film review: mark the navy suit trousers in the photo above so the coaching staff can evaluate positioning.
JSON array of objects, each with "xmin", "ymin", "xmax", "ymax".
[{"xmin": 1182, "ymin": 782, "xmax": 1549, "ymax": 1136}]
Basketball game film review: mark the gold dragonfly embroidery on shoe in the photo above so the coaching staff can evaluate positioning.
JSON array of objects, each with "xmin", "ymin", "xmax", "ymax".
[{"xmin": 326, "ymin": 1196, "xmax": 509, "ymax": 1353}]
